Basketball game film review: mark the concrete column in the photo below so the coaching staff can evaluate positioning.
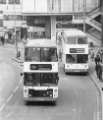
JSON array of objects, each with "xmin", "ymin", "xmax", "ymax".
[
  {"xmin": 51, "ymin": 16, "xmax": 56, "ymax": 42},
  {"xmin": 45, "ymin": 17, "xmax": 51, "ymax": 38}
]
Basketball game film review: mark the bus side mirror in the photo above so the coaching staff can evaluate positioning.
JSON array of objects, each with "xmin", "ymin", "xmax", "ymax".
[{"xmin": 20, "ymin": 73, "xmax": 23, "ymax": 76}]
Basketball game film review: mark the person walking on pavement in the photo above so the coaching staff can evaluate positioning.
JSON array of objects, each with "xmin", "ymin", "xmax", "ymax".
[
  {"xmin": 1, "ymin": 36, "xmax": 5, "ymax": 46},
  {"xmin": 95, "ymin": 62, "xmax": 102, "ymax": 81},
  {"xmin": 95, "ymin": 54, "xmax": 101, "ymax": 65},
  {"xmin": 4, "ymin": 33, "xmax": 8, "ymax": 44}
]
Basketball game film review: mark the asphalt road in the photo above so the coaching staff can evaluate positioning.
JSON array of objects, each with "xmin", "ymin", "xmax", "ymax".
[{"xmin": 0, "ymin": 44, "xmax": 101, "ymax": 120}]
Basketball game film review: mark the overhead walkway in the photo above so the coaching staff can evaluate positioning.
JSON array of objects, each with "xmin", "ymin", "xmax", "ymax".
[
  {"xmin": 86, "ymin": 20, "xmax": 101, "ymax": 32},
  {"xmin": 73, "ymin": 8, "xmax": 101, "ymax": 31},
  {"xmin": 72, "ymin": 7, "xmax": 102, "ymax": 45},
  {"xmin": 86, "ymin": 8, "xmax": 102, "ymax": 43},
  {"xmin": 86, "ymin": 8, "xmax": 101, "ymax": 32}
]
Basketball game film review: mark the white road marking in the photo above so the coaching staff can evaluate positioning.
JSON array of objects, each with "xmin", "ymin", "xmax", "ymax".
[
  {"xmin": 96, "ymin": 91, "xmax": 102, "ymax": 120},
  {"xmin": 102, "ymin": 93, "xmax": 103, "ymax": 120},
  {"xmin": 72, "ymin": 108, "xmax": 76, "ymax": 112},
  {"xmin": 0, "ymin": 78, "xmax": 22, "ymax": 112},
  {"xmin": 19, "ymin": 79, "xmax": 22, "ymax": 85},
  {"xmin": 0, "ymin": 88, "xmax": 2, "ymax": 92},
  {"xmin": 13, "ymin": 86, "xmax": 19, "ymax": 93},
  {"xmin": 97, "ymin": 112, "xmax": 100, "ymax": 120},
  {"xmin": 93, "ymin": 112, "xmax": 96, "ymax": 120},
  {"xmin": 7, "ymin": 94, "xmax": 13, "ymax": 103},
  {"xmin": 0, "ymin": 103, "xmax": 6, "ymax": 112},
  {"xmin": 5, "ymin": 111, "xmax": 14, "ymax": 118}
]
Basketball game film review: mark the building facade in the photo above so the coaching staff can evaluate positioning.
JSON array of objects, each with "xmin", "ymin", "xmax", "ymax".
[
  {"xmin": 22, "ymin": 0, "xmax": 101, "ymax": 43},
  {"xmin": 0, "ymin": 0, "xmax": 101, "ymax": 44},
  {"xmin": 0, "ymin": 0, "xmax": 26, "ymax": 42}
]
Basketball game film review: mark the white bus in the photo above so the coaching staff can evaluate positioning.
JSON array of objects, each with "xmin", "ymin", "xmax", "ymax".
[
  {"xmin": 23, "ymin": 39, "xmax": 59, "ymax": 104},
  {"xmin": 61, "ymin": 29, "xmax": 89, "ymax": 74}
]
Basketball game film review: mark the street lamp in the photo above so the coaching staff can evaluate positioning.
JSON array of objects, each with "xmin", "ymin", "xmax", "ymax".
[
  {"xmin": 14, "ymin": 1, "xmax": 19, "ymax": 58},
  {"xmin": 101, "ymin": 0, "xmax": 103, "ymax": 46},
  {"xmin": 83, "ymin": 0, "xmax": 86, "ymax": 32}
]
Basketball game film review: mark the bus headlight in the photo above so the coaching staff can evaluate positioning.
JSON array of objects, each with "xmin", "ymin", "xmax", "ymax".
[
  {"xmin": 54, "ymin": 89, "xmax": 57, "ymax": 93},
  {"xmin": 53, "ymin": 88, "xmax": 58, "ymax": 98},
  {"xmin": 47, "ymin": 89, "xmax": 53, "ymax": 97},
  {"xmin": 84, "ymin": 65, "xmax": 88, "ymax": 69}
]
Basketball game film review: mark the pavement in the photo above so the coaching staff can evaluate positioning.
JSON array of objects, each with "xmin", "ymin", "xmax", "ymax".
[
  {"xmin": 12, "ymin": 42, "xmax": 103, "ymax": 120},
  {"xmin": 0, "ymin": 43, "xmax": 23, "ymax": 111},
  {"xmin": 1, "ymin": 42, "xmax": 103, "ymax": 119},
  {"xmin": 89, "ymin": 61, "xmax": 103, "ymax": 120},
  {"xmin": 5, "ymin": 42, "xmax": 24, "ymax": 64}
]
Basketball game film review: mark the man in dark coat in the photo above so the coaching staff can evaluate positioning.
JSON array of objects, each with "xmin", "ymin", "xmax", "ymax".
[
  {"xmin": 95, "ymin": 62, "xmax": 102, "ymax": 81},
  {"xmin": 95, "ymin": 54, "xmax": 101, "ymax": 65},
  {"xmin": 1, "ymin": 36, "xmax": 5, "ymax": 45}
]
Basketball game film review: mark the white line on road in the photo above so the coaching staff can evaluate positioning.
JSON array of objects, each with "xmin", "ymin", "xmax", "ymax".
[
  {"xmin": 19, "ymin": 78, "xmax": 22, "ymax": 85},
  {"xmin": 96, "ymin": 94, "xmax": 101, "ymax": 120},
  {"xmin": 93, "ymin": 112, "xmax": 96, "ymax": 120},
  {"xmin": 72, "ymin": 108, "xmax": 76, "ymax": 112},
  {"xmin": 7, "ymin": 94, "xmax": 13, "ymax": 103},
  {"xmin": 13, "ymin": 86, "xmax": 19, "ymax": 94},
  {"xmin": 102, "ymin": 93, "xmax": 103, "ymax": 120},
  {"xmin": 0, "ymin": 103, "xmax": 6, "ymax": 112},
  {"xmin": 5, "ymin": 111, "xmax": 14, "ymax": 118},
  {"xmin": 0, "ymin": 78, "xmax": 22, "ymax": 112}
]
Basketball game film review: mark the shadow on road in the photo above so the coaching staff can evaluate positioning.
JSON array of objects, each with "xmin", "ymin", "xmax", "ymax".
[{"xmin": 25, "ymin": 101, "xmax": 57, "ymax": 107}]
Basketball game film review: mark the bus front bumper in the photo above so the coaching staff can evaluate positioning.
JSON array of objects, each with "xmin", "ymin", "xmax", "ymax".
[
  {"xmin": 65, "ymin": 68, "xmax": 89, "ymax": 73},
  {"xmin": 23, "ymin": 96, "xmax": 57, "ymax": 102}
]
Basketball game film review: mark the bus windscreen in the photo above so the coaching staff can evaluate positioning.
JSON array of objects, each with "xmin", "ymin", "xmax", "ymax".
[
  {"xmin": 66, "ymin": 54, "xmax": 88, "ymax": 63},
  {"xmin": 24, "ymin": 73, "xmax": 59, "ymax": 86},
  {"xmin": 65, "ymin": 37, "xmax": 87, "ymax": 44}
]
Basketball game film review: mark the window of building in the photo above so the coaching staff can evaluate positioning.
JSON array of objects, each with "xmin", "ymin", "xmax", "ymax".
[
  {"xmin": 15, "ymin": 0, "xmax": 20, "ymax": 4},
  {"xmin": 0, "ymin": 20, "xmax": 3, "ymax": 27},
  {"xmin": 0, "ymin": 0, "xmax": 6, "ymax": 4},
  {"xmin": 8, "ymin": 0, "xmax": 20, "ymax": 4},
  {"xmin": 4, "ymin": 15, "xmax": 22, "ymax": 21}
]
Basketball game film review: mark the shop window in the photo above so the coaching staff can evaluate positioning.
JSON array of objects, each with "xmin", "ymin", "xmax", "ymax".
[
  {"xmin": 0, "ymin": 0, "xmax": 6, "ymax": 4},
  {"xmin": 8, "ymin": 0, "xmax": 20, "ymax": 4},
  {"xmin": 4, "ymin": 15, "xmax": 22, "ymax": 21},
  {"xmin": 0, "ymin": 20, "xmax": 3, "ymax": 27}
]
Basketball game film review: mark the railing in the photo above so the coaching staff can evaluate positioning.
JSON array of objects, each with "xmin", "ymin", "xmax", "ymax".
[
  {"xmin": 90, "ymin": 19, "xmax": 101, "ymax": 28},
  {"xmin": 87, "ymin": 28, "xmax": 101, "ymax": 40}
]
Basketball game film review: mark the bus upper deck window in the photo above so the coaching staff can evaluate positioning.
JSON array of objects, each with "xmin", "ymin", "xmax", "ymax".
[
  {"xmin": 78, "ymin": 37, "xmax": 87, "ymax": 44},
  {"xmin": 66, "ymin": 37, "xmax": 76, "ymax": 44}
]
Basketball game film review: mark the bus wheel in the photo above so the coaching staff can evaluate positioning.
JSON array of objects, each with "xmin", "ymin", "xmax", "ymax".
[
  {"xmin": 52, "ymin": 101, "xmax": 56, "ymax": 105},
  {"xmin": 24, "ymin": 100, "xmax": 29, "ymax": 105},
  {"xmin": 83, "ymin": 72, "xmax": 88, "ymax": 75}
]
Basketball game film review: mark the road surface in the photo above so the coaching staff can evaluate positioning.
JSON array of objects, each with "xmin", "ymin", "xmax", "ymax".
[{"xmin": 0, "ymin": 44, "xmax": 101, "ymax": 120}]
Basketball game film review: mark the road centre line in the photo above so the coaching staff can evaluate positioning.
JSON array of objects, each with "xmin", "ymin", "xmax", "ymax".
[
  {"xmin": 6, "ymin": 94, "xmax": 13, "ymax": 103},
  {"xmin": 0, "ymin": 103, "xmax": 6, "ymax": 112},
  {"xmin": 0, "ymin": 78, "xmax": 22, "ymax": 112},
  {"xmin": 13, "ymin": 86, "xmax": 19, "ymax": 94},
  {"xmin": 5, "ymin": 111, "xmax": 14, "ymax": 118}
]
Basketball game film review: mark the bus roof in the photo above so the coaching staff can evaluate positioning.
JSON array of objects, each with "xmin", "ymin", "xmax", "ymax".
[
  {"xmin": 62, "ymin": 29, "xmax": 86, "ymax": 37},
  {"xmin": 25, "ymin": 39, "xmax": 57, "ymax": 47}
]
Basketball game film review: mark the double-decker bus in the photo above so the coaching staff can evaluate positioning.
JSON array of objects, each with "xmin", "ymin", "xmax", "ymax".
[
  {"xmin": 23, "ymin": 39, "xmax": 59, "ymax": 104},
  {"xmin": 61, "ymin": 29, "xmax": 89, "ymax": 74}
]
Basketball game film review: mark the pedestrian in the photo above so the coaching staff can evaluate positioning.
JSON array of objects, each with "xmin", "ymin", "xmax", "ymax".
[
  {"xmin": 94, "ymin": 54, "xmax": 101, "ymax": 65},
  {"xmin": 1, "ymin": 36, "xmax": 5, "ymax": 46},
  {"xmin": 16, "ymin": 50, "xmax": 21, "ymax": 59},
  {"xmin": 100, "ymin": 49, "xmax": 103, "ymax": 63},
  {"xmin": 4, "ymin": 33, "xmax": 8, "ymax": 44},
  {"xmin": 91, "ymin": 50, "xmax": 95, "ymax": 61},
  {"xmin": 95, "ymin": 62, "xmax": 102, "ymax": 81}
]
